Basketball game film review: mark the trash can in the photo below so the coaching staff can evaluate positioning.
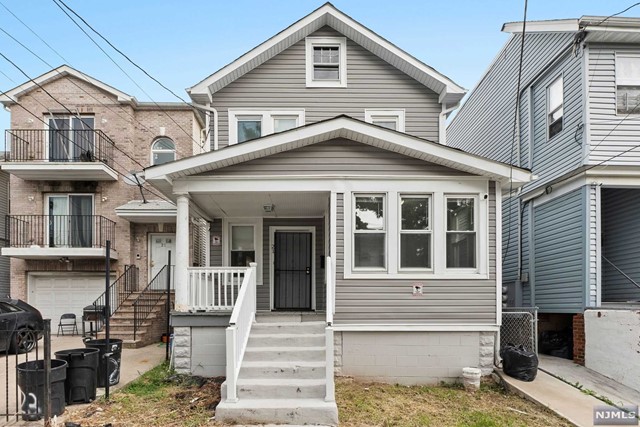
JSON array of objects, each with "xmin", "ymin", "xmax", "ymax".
[
  {"xmin": 83, "ymin": 338, "xmax": 123, "ymax": 387},
  {"xmin": 54, "ymin": 348, "xmax": 99, "ymax": 404},
  {"xmin": 16, "ymin": 359, "xmax": 67, "ymax": 421}
]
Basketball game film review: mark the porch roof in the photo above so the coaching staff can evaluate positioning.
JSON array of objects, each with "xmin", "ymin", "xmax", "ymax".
[{"xmin": 144, "ymin": 115, "xmax": 533, "ymax": 196}]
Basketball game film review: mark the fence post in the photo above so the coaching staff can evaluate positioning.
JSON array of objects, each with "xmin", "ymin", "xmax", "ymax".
[
  {"xmin": 43, "ymin": 319, "xmax": 51, "ymax": 426},
  {"xmin": 105, "ymin": 240, "xmax": 111, "ymax": 400}
]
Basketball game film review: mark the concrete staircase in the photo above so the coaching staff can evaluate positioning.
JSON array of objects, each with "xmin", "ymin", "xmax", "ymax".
[
  {"xmin": 96, "ymin": 291, "xmax": 170, "ymax": 349},
  {"xmin": 216, "ymin": 313, "xmax": 338, "ymax": 426}
]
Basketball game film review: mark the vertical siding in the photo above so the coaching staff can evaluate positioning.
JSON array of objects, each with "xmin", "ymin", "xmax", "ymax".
[
  {"xmin": 448, "ymin": 32, "xmax": 575, "ymax": 166},
  {"xmin": 601, "ymin": 188, "xmax": 640, "ymax": 302},
  {"xmin": 209, "ymin": 219, "xmax": 223, "ymax": 267},
  {"xmin": 0, "ymin": 171, "xmax": 8, "ymax": 297},
  {"xmin": 533, "ymin": 188, "xmax": 586, "ymax": 312},
  {"xmin": 587, "ymin": 45, "xmax": 640, "ymax": 165},
  {"xmin": 261, "ymin": 218, "xmax": 325, "ymax": 311},
  {"xmin": 211, "ymin": 27, "xmax": 442, "ymax": 149}
]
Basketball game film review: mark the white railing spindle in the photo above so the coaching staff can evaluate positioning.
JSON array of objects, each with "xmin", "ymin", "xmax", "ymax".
[
  {"xmin": 186, "ymin": 267, "xmax": 249, "ymax": 311},
  {"xmin": 325, "ymin": 256, "xmax": 335, "ymax": 402}
]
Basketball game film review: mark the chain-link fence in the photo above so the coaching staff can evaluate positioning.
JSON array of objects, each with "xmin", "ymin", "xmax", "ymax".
[{"xmin": 501, "ymin": 307, "xmax": 538, "ymax": 353}]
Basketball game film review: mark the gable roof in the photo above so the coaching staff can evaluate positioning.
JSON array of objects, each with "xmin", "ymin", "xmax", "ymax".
[
  {"xmin": 144, "ymin": 116, "xmax": 532, "ymax": 196},
  {"xmin": 187, "ymin": 3, "xmax": 466, "ymax": 106},
  {"xmin": 0, "ymin": 65, "xmax": 135, "ymax": 106}
]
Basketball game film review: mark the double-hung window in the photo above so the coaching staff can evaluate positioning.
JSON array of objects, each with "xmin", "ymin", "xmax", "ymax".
[
  {"xmin": 229, "ymin": 110, "xmax": 305, "ymax": 145},
  {"xmin": 230, "ymin": 225, "xmax": 255, "ymax": 267},
  {"xmin": 446, "ymin": 197, "xmax": 477, "ymax": 269},
  {"xmin": 400, "ymin": 195, "xmax": 431, "ymax": 269},
  {"xmin": 616, "ymin": 54, "xmax": 640, "ymax": 114},
  {"xmin": 353, "ymin": 194, "xmax": 386, "ymax": 270},
  {"xmin": 364, "ymin": 110, "xmax": 405, "ymax": 132},
  {"xmin": 305, "ymin": 37, "xmax": 347, "ymax": 88},
  {"xmin": 547, "ymin": 76, "xmax": 563, "ymax": 139}
]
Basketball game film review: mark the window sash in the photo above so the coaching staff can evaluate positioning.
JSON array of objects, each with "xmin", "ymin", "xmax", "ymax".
[
  {"xmin": 353, "ymin": 194, "xmax": 386, "ymax": 270},
  {"xmin": 617, "ymin": 55, "xmax": 640, "ymax": 86},
  {"xmin": 547, "ymin": 77, "xmax": 563, "ymax": 138},
  {"xmin": 445, "ymin": 196, "xmax": 477, "ymax": 270},
  {"xmin": 230, "ymin": 225, "xmax": 255, "ymax": 267}
]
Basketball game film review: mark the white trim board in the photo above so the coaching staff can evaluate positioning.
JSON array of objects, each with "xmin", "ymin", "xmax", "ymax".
[
  {"xmin": 268, "ymin": 226, "xmax": 316, "ymax": 311},
  {"xmin": 333, "ymin": 324, "xmax": 500, "ymax": 332}
]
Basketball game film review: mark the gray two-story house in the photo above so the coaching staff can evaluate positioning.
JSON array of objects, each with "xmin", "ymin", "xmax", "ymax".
[
  {"xmin": 448, "ymin": 16, "xmax": 640, "ymax": 392},
  {"xmin": 144, "ymin": 3, "xmax": 532, "ymax": 425}
]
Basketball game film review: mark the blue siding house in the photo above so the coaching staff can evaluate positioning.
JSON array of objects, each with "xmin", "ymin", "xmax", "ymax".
[{"xmin": 448, "ymin": 16, "xmax": 640, "ymax": 384}]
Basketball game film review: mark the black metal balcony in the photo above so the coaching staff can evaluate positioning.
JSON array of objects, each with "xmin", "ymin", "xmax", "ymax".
[
  {"xmin": 6, "ymin": 215, "xmax": 116, "ymax": 251},
  {"xmin": 5, "ymin": 129, "xmax": 115, "ymax": 167}
]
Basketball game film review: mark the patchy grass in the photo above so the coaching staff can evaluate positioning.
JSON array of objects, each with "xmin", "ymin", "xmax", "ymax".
[
  {"xmin": 63, "ymin": 363, "xmax": 223, "ymax": 427},
  {"xmin": 336, "ymin": 377, "xmax": 573, "ymax": 427},
  {"xmin": 63, "ymin": 365, "xmax": 572, "ymax": 427}
]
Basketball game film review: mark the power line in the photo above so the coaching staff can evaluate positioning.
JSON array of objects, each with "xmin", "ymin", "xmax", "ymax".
[
  {"xmin": 503, "ymin": 0, "xmax": 528, "ymax": 266},
  {"xmin": 50, "ymin": 0, "xmax": 207, "ymax": 151},
  {"xmin": 587, "ymin": 2, "xmax": 640, "ymax": 27}
]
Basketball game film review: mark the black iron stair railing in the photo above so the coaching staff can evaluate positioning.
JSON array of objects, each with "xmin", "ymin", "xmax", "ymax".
[
  {"xmin": 133, "ymin": 265, "xmax": 171, "ymax": 340},
  {"xmin": 87, "ymin": 265, "xmax": 139, "ymax": 335}
]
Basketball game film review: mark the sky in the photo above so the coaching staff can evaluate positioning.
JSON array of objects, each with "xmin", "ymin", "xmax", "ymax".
[{"xmin": 1, "ymin": 0, "xmax": 640, "ymax": 136}]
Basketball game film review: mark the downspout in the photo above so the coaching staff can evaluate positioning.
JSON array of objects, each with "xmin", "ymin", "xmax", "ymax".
[
  {"xmin": 191, "ymin": 102, "xmax": 218, "ymax": 151},
  {"xmin": 439, "ymin": 102, "xmax": 459, "ymax": 145}
]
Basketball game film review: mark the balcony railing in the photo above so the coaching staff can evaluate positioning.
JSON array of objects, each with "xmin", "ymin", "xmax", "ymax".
[
  {"xmin": 5, "ymin": 129, "xmax": 115, "ymax": 168},
  {"xmin": 6, "ymin": 215, "xmax": 116, "ymax": 250}
]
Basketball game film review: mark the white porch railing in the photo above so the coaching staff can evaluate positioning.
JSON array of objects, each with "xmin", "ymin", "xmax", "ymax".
[
  {"xmin": 187, "ymin": 267, "xmax": 247, "ymax": 311},
  {"xmin": 325, "ymin": 256, "xmax": 335, "ymax": 402},
  {"xmin": 225, "ymin": 262, "xmax": 257, "ymax": 403}
]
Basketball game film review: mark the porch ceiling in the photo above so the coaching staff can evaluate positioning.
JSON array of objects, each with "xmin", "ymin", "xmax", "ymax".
[{"xmin": 191, "ymin": 192, "xmax": 328, "ymax": 218}]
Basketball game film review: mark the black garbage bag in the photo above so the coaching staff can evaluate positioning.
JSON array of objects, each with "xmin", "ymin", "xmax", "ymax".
[{"xmin": 500, "ymin": 344, "xmax": 538, "ymax": 382}]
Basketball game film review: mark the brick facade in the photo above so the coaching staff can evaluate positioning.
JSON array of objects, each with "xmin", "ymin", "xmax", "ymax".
[
  {"xmin": 573, "ymin": 313, "xmax": 585, "ymax": 365},
  {"xmin": 7, "ymin": 73, "xmax": 203, "ymax": 298}
]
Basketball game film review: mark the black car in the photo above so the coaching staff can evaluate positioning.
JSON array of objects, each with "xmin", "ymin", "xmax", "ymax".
[{"xmin": 0, "ymin": 299, "xmax": 44, "ymax": 354}]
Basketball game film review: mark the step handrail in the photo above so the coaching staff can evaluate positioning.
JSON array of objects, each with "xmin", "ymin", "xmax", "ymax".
[
  {"xmin": 325, "ymin": 256, "xmax": 335, "ymax": 402},
  {"xmin": 89, "ymin": 264, "xmax": 138, "ymax": 334},
  {"xmin": 132, "ymin": 265, "xmax": 170, "ymax": 340}
]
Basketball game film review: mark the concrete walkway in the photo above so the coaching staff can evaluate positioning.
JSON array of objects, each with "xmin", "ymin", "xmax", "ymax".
[
  {"xmin": 496, "ymin": 367, "xmax": 604, "ymax": 427},
  {"xmin": 539, "ymin": 354, "xmax": 640, "ymax": 409}
]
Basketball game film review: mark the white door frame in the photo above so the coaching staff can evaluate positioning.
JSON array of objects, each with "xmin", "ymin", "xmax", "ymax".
[
  {"xmin": 148, "ymin": 232, "xmax": 177, "ymax": 282},
  {"xmin": 269, "ymin": 226, "xmax": 316, "ymax": 311}
]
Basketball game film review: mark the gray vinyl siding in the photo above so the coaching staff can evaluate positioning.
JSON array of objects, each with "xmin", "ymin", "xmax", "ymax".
[
  {"xmin": 587, "ymin": 45, "xmax": 640, "ymax": 165},
  {"xmin": 587, "ymin": 186, "xmax": 598, "ymax": 306},
  {"xmin": 211, "ymin": 26, "xmax": 441, "ymax": 149},
  {"xmin": 519, "ymin": 90, "xmax": 531, "ymax": 169},
  {"xmin": 261, "ymin": 218, "xmax": 325, "ymax": 311},
  {"xmin": 502, "ymin": 196, "xmax": 519, "ymax": 287},
  {"xmin": 532, "ymin": 188, "xmax": 586, "ymax": 313},
  {"xmin": 209, "ymin": 219, "xmax": 223, "ymax": 267},
  {"xmin": 601, "ymin": 189, "xmax": 640, "ymax": 302},
  {"xmin": 448, "ymin": 32, "xmax": 575, "ymax": 165},
  {"xmin": 208, "ymin": 139, "xmax": 470, "ymax": 177},
  {"xmin": 521, "ymin": 202, "xmax": 532, "ymax": 307},
  {"xmin": 333, "ymin": 184, "xmax": 497, "ymax": 325},
  {"xmin": 0, "ymin": 171, "xmax": 8, "ymax": 297}
]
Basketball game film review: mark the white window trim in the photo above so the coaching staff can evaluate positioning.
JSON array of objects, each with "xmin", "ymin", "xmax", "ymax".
[
  {"xmin": 305, "ymin": 37, "xmax": 347, "ymax": 88},
  {"xmin": 364, "ymin": 109, "xmax": 406, "ymax": 132},
  {"xmin": 352, "ymin": 193, "xmax": 387, "ymax": 272},
  {"xmin": 614, "ymin": 52, "xmax": 640, "ymax": 116},
  {"xmin": 150, "ymin": 137, "xmax": 176, "ymax": 166},
  {"xmin": 222, "ymin": 218, "xmax": 263, "ymax": 285},
  {"xmin": 546, "ymin": 75, "xmax": 564, "ymax": 140},
  {"xmin": 444, "ymin": 194, "xmax": 480, "ymax": 273},
  {"xmin": 228, "ymin": 109, "xmax": 305, "ymax": 146},
  {"xmin": 398, "ymin": 194, "xmax": 433, "ymax": 272},
  {"xmin": 343, "ymin": 180, "xmax": 489, "ymax": 280}
]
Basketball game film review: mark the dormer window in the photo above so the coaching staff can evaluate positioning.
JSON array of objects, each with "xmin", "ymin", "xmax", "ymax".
[{"xmin": 305, "ymin": 37, "xmax": 347, "ymax": 88}]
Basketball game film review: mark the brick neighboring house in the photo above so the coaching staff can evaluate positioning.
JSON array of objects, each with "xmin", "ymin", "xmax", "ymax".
[{"xmin": 0, "ymin": 65, "xmax": 206, "ymax": 338}]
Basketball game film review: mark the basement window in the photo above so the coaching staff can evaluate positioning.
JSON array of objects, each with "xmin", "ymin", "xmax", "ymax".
[{"xmin": 305, "ymin": 37, "xmax": 347, "ymax": 88}]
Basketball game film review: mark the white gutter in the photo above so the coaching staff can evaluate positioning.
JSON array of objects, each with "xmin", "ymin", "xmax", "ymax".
[
  {"xmin": 439, "ymin": 103, "xmax": 459, "ymax": 145},
  {"xmin": 191, "ymin": 102, "xmax": 218, "ymax": 151}
]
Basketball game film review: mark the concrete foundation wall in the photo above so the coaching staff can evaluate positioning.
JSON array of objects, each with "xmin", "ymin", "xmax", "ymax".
[
  {"xmin": 334, "ymin": 331, "xmax": 495, "ymax": 385},
  {"xmin": 173, "ymin": 324, "xmax": 227, "ymax": 377},
  {"xmin": 585, "ymin": 309, "xmax": 640, "ymax": 391}
]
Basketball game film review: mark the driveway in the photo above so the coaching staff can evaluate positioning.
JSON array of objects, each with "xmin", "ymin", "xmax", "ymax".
[{"xmin": 0, "ymin": 334, "xmax": 165, "ymax": 424}]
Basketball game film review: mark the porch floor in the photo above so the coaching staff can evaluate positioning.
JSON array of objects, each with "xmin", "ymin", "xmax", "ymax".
[{"xmin": 539, "ymin": 354, "xmax": 640, "ymax": 408}]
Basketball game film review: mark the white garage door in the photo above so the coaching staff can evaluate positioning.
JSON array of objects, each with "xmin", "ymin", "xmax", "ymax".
[{"xmin": 29, "ymin": 274, "xmax": 108, "ymax": 328}]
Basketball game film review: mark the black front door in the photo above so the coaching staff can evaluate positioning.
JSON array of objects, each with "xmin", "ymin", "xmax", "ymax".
[{"xmin": 274, "ymin": 231, "xmax": 312, "ymax": 310}]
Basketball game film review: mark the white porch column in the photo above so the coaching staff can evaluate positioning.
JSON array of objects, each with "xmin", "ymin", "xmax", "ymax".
[{"xmin": 175, "ymin": 194, "xmax": 190, "ymax": 311}]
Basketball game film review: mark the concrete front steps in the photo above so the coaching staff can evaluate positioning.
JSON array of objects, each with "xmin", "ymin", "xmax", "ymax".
[
  {"xmin": 215, "ymin": 313, "xmax": 338, "ymax": 426},
  {"xmin": 95, "ymin": 292, "xmax": 169, "ymax": 348}
]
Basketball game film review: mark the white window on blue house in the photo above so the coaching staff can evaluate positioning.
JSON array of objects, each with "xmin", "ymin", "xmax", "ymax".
[
  {"xmin": 616, "ymin": 54, "xmax": 640, "ymax": 114},
  {"xmin": 445, "ymin": 197, "xmax": 477, "ymax": 269},
  {"xmin": 547, "ymin": 76, "xmax": 563, "ymax": 139},
  {"xmin": 353, "ymin": 194, "xmax": 386, "ymax": 270}
]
